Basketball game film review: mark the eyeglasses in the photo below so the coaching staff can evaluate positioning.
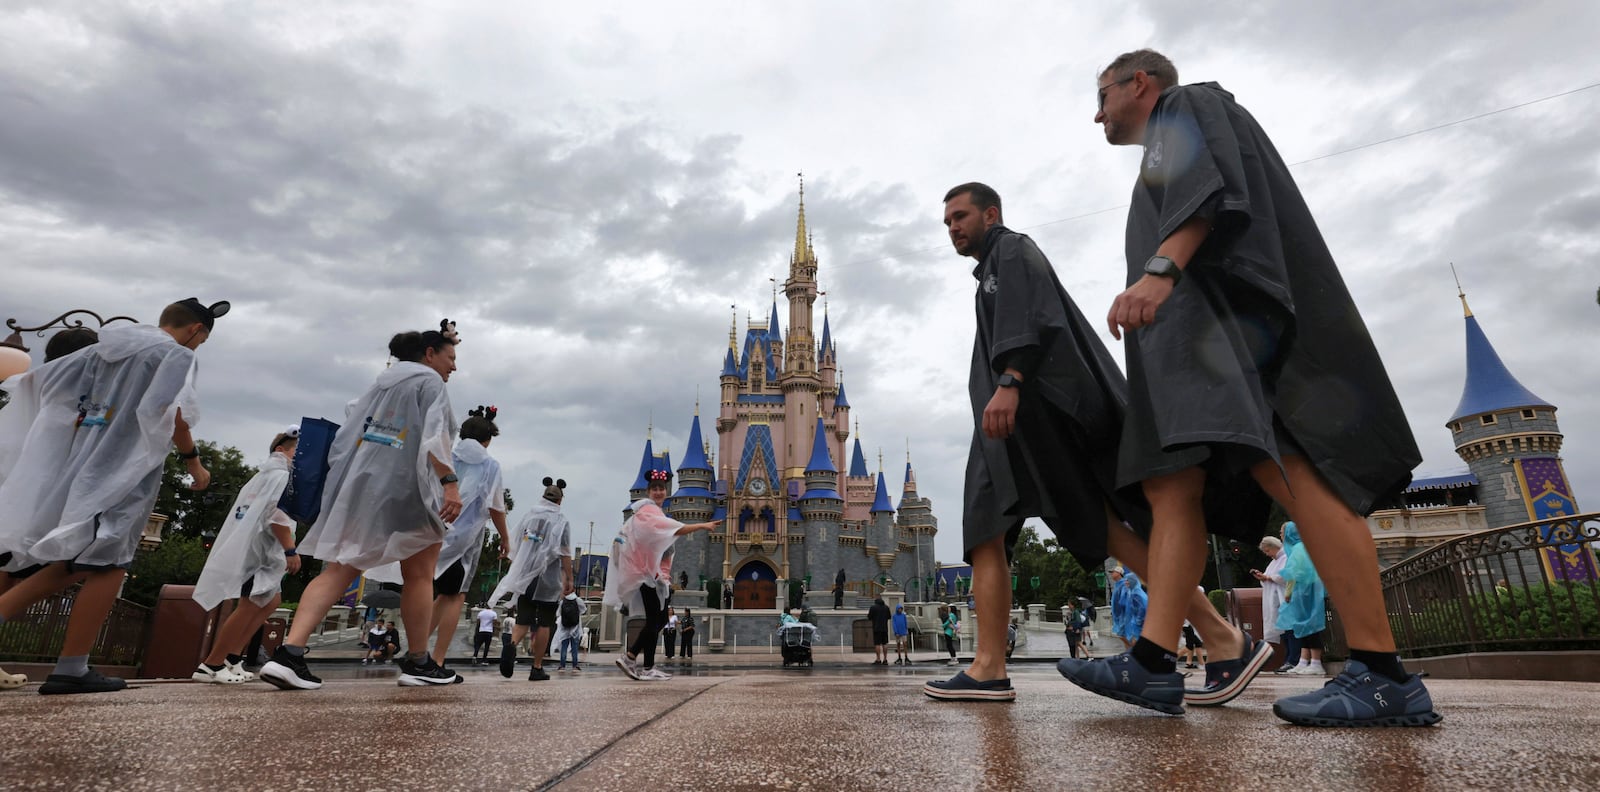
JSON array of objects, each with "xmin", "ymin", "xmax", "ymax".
[{"xmin": 1097, "ymin": 74, "xmax": 1136, "ymax": 110}]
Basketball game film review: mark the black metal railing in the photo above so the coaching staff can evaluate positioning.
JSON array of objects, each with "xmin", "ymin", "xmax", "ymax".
[
  {"xmin": 0, "ymin": 588, "xmax": 153, "ymax": 667},
  {"xmin": 1381, "ymin": 512, "xmax": 1600, "ymax": 658}
]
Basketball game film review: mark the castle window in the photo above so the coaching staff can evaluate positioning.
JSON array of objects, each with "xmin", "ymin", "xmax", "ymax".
[
  {"xmin": 1450, "ymin": 422, "xmax": 1462, "ymax": 433},
  {"xmin": 1480, "ymin": 415, "xmax": 1496, "ymax": 426},
  {"xmin": 1520, "ymin": 409, "xmax": 1536, "ymax": 420}
]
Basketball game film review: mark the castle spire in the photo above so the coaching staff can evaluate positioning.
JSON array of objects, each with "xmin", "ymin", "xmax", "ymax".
[
  {"xmin": 1449, "ymin": 290, "xmax": 1552, "ymax": 423},
  {"xmin": 1452, "ymin": 263, "xmax": 1473, "ymax": 317},
  {"xmin": 793, "ymin": 172, "xmax": 809, "ymax": 264},
  {"xmin": 729, "ymin": 304, "xmax": 738, "ymax": 352}
]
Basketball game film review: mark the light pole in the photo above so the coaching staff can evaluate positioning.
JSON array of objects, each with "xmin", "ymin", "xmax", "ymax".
[{"xmin": 1, "ymin": 310, "xmax": 138, "ymax": 380}]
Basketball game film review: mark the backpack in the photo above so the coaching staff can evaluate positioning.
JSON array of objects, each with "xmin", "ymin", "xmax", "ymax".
[{"xmin": 559, "ymin": 597, "xmax": 580, "ymax": 628}]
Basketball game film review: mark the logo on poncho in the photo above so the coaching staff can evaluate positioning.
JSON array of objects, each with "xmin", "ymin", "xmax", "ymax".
[
  {"xmin": 74, "ymin": 396, "xmax": 114, "ymax": 429},
  {"xmin": 1145, "ymin": 141, "xmax": 1164, "ymax": 170},
  {"xmin": 983, "ymin": 273, "xmax": 998, "ymax": 294}
]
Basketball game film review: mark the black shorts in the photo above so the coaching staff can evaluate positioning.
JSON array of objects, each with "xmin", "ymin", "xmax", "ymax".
[
  {"xmin": 240, "ymin": 580, "xmax": 254, "ymax": 599},
  {"xmin": 1182, "ymin": 624, "xmax": 1203, "ymax": 649},
  {"xmin": 434, "ymin": 560, "xmax": 467, "ymax": 599},
  {"xmin": 515, "ymin": 595, "xmax": 558, "ymax": 629},
  {"xmin": 873, "ymin": 627, "xmax": 889, "ymax": 645}
]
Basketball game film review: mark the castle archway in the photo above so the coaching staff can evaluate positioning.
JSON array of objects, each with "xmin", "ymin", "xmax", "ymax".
[{"xmin": 732, "ymin": 558, "xmax": 777, "ymax": 610}]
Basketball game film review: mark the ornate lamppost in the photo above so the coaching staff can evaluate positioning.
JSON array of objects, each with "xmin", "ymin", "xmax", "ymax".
[{"xmin": 1, "ymin": 310, "xmax": 138, "ymax": 379}]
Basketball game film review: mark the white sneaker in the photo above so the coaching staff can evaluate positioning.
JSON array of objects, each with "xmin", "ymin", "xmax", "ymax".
[
  {"xmin": 644, "ymin": 668, "xmax": 672, "ymax": 681},
  {"xmin": 1289, "ymin": 663, "xmax": 1314, "ymax": 674},
  {"xmin": 225, "ymin": 660, "xmax": 256, "ymax": 682},
  {"xmin": 615, "ymin": 656, "xmax": 644, "ymax": 681},
  {"xmin": 1304, "ymin": 662, "xmax": 1326, "ymax": 676}
]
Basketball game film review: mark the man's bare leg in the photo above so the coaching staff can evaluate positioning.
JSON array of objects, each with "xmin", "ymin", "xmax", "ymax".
[
  {"xmin": 62, "ymin": 569, "xmax": 125, "ymax": 659},
  {"xmin": 1249, "ymin": 455, "xmax": 1395, "ymax": 653},
  {"xmin": 204, "ymin": 596, "xmax": 279, "ymax": 667},
  {"xmin": 1133, "ymin": 467, "xmax": 1210, "ymax": 660},
  {"xmin": 964, "ymin": 533, "xmax": 1011, "ymax": 682},
  {"xmin": 530, "ymin": 625, "xmax": 553, "ymax": 670},
  {"xmin": 397, "ymin": 544, "xmax": 442, "ymax": 659},
  {"xmin": 429, "ymin": 592, "xmax": 467, "ymax": 665},
  {"xmin": 284, "ymin": 564, "xmax": 362, "ymax": 647},
  {"xmin": 1104, "ymin": 513, "xmax": 1244, "ymax": 660}
]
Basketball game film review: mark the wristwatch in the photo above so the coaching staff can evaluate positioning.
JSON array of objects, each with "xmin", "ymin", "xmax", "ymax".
[
  {"xmin": 996, "ymin": 373, "xmax": 1022, "ymax": 389},
  {"xmin": 178, "ymin": 448, "xmax": 201, "ymax": 460},
  {"xmin": 1143, "ymin": 255, "xmax": 1182, "ymax": 284},
  {"xmin": 439, "ymin": 473, "xmax": 459, "ymax": 486},
  {"xmin": 284, "ymin": 548, "xmax": 298, "ymax": 557}
]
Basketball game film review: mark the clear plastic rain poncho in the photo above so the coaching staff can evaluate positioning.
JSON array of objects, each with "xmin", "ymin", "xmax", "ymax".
[
  {"xmin": 1111, "ymin": 570, "xmax": 1147, "ymax": 643},
  {"xmin": 192, "ymin": 451, "xmax": 293, "ymax": 610},
  {"xmin": 368, "ymin": 436, "xmax": 501, "ymax": 589},
  {"xmin": 1259, "ymin": 544, "xmax": 1289, "ymax": 643},
  {"xmin": 1275, "ymin": 522, "xmax": 1327, "ymax": 638},
  {"xmin": 551, "ymin": 592, "xmax": 587, "ymax": 647},
  {"xmin": 602, "ymin": 498, "xmax": 682, "ymax": 615},
  {"xmin": 488, "ymin": 496, "xmax": 569, "ymax": 605},
  {"xmin": 0, "ymin": 325, "xmax": 198, "ymax": 570},
  {"xmin": 297, "ymin": 362, "xmax": 455, "ymax": 570}
]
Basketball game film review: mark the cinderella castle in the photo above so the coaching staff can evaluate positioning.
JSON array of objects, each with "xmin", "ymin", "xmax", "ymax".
[
  {"xmin": 620, "ymin": 182, "xmax": 938, "ymax": 609},
  {"xmin": 1366, "ymin": 284, "xmax": 1591, "ymax": 578}
]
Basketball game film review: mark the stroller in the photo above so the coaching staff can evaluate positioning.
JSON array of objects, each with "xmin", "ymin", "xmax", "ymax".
[{"xmin": 778, "ymin": 622, "xmax": 817, "ymax": 668}]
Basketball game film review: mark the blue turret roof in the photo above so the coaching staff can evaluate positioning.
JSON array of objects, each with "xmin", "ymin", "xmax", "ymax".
[
  {"xmin": 835, "ymin": 381, "xmax": 850, "ymax": 409},
  {"xmin": 849, "ymin": 439, "xmax": 869, "ymax": 477},
  {"xmin": 679, "ymin": 414, "xmax": 710, "ymax": 472},
  {"xmin": 722, "ymin": 348, "xmax": 738, "ymax": 377},
  {"xmin": 871, "ymin": 472, "xmax": 893, "ymax": 513},
  {"xmin": 768, "ymin": 302, "xmax": 782, "ymax": 344},
  {"xmin": 805, "ymin": 418, "xmax": 836, "ymax": 473},
  {"xmin": 630, "ymin": 438, "xmax": 655, "ymax": 490},
  {"xmin": 820, "ymin": 312, "xmax": 832, "ymax": 357},
  {"xmin": 1450, "ymin": 314, "xmax": 1552, "ymax": 422}
]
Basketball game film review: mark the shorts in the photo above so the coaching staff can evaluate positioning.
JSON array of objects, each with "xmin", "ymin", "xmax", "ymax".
[
  {"xmin": 873, "ymin": 626, "xmax": 889, "ymax": 645},
  {"xmin": 434, "ymin": 560, "xmax": 467, "ymax": 599},
  {"xmin": 1182, "ymin": 624, "xmax": 1203, "ymax": 649},
  {"xmin": 240, "ymin": 580, "xmax": 254, "ymax": 599},
  {"xmin": 515, "ymin": 594, "xmax": 558, "ymax": 629}
]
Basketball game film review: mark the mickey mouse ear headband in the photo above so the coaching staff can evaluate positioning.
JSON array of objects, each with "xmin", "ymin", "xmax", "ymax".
[
  {"xmin": 646, "ymin": 469, "xmax": 672, "ymax": 484},
  {"xmin": 469, "ymin": 405, "xmax": 499, "ymax": 422},
  {"xmin": 177, "ymin": 298, "xmax": 231, "ymax": 331},
  {"xmin": 439, "ymin": 318, "xmax": 460, "ymax": 344}
]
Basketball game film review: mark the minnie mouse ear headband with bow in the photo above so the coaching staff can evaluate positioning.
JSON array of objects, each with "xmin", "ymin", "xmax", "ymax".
[
  {"xmin": 646, "ymin": 469, "xmax": 672, "ymax": 486},
  {"xmin": 542, "ymin": 476, "xmax": 567, "ymax": 503},
  {"xmin": 175, "ymin": 298, "xmax": 231, "ymax": 331},
  {"xmin": 468, "ymin": 405, "xmax": 498, "ymax": 422},
  {"xmin": 439, "ymin": 318, "xmax": 460, "ymax": 345}
]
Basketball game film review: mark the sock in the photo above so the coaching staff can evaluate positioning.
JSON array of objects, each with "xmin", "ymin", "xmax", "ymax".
[
  {"xmin": 1130, "ymin": 637, "xmax": 1178, "ymax": 674},
  {"xmin": 284, "ymin": 644, "xmax": 306, "ymax": 657},
  {"xmin": 225, "ymin": 654, "xmax": 243, "ymax": 666},
  {"xmin": 204, "ymin": 662, "xmax": 225, "ymax": 672},
  {"xmin": 53, "ymin": 655, "xmax": 90, "ymax": 678},
  {"xmin": 1349, "ymin": 649, "xmax": 1409, "ymax": 683}
]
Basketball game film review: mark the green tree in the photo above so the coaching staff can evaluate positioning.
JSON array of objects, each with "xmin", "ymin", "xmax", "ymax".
[
  {"xmin": 152, "ymin": 440, "xmax": 258, "ymax": 540},
  {"xmin": 124, "ymin": 535, "xmax": 209, "ymax": 606},
  {"xmin": 1009, "ymin": 525, "xmax": 1095, "ymax": 609}
]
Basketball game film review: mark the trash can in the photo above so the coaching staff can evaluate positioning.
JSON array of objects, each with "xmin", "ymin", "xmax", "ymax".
[
  {"xmin": 140, "ymin": 584, "xmax": 217, "ymax": 679},
  {"xmin": 260, "ymin": 617, "xmax": 288, "ymax": 657}
]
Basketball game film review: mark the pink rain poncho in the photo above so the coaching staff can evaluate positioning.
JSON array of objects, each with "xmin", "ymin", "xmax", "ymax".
[{"xmin": 602, "ymin": 498, "xmax": 682, "ymax": 615}]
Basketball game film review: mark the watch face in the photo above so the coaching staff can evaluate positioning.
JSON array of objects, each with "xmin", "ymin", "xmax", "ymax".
[{"xmin": 749, "ymin": 479, "xmax": 767, "ymax": 496}]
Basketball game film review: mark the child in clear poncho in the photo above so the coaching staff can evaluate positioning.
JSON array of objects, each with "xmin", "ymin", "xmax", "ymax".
[{"xmin": 604, "ymin": 468, "xmax": 718, "ymax": 681}]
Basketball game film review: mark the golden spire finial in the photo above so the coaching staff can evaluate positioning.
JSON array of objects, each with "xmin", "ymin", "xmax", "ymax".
[
  {"xmin": 729, "ymin": 304, "xmax": 738, "ymax": 352},
  {"xmin": 1451, "ymin": 262, "xmax": 1473, "ymax": 317},
  {"xmin": 695, "ymin": 386, "xmax": 700, "ymax": 416},
  {"xmin": 855, "ymin": 417, "xmax": 860, "ymax": 438},
  {"xmin": 793, "ymin": 172, "xmax": 810, "ymax": 265},
  {"xmin": 647, "ymin": 412, "xmax": 653, "ymax": 440},
  {"xmin": 877, "ymin": 448, "xmax": 884, "ymax": 474},
  {"xmin": 906, "ymin": 437, "xmax": 911, "ymax": 466}
]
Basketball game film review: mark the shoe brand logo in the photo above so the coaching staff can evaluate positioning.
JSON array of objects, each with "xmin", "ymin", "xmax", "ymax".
[
  {"xmin": 1373, "ymin": 691, "xmax": 1389, "ymax": 708},
  {"xmin": 1121, "ymin": 670, "xmax": 1130, "ymax": 683}
]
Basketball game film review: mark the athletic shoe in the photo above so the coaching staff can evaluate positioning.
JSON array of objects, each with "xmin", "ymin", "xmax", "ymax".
[
  {"xmin": 1290, "ymin": 662, "xmax": 1324, "ymax": 675},
  {"xmin": 923, "ymin": 671, "xmax": 1016, "ymax": 702},
  {"xmin": 615, "ymin": 655, "xmax": 644, "ymax": 681},
  {"xmin": 261, "ymin": 647, "xmax": 323, "ymax": 690},
  {"xmin": 1056, "ymin": 653, "xmax": 1185, "ymax": 715},
  {"xmin": 643, "ymin": 668, "xmax": 672, "ymax": 681},
  {"xmin": 1185, "ymin": 633, "xmax": 1272, "ymax": 707},
  {"xmin": 528, "ymin": 667, "xmax": 550, "ymax": 682},
  {"xmin": 1272, "ymin": 663, "xmax": 1295, "ymax": 674},
  {"xmin": 192, "ymin": 663, "xmax": 248, "ymax": 685},
  {"xmin": 225, "ymin": 660, "xmax": 256, "ymax": 682},
  {"xmin": 499, "ymin": 642, "xmax": 517, "ymax": 679},
  {"xmin": 556, "ymin": 664, "xmax": 566, "ymax": 671},
  {"xmin": 945, "ymin": 659, "xmax": 958, "ymax": 666},
  {"xmin": 396, "ymin": 654, "xmax": 457, "ymax": 687},
  {"xmin": 1273, "ymin": 661, "xmax": 1442, "ymax": 727},
  {"xmin": 572, "ymin": 664, "xmax": 582, "ymax": 672},
  {"xmin": 38, "ymin": 668, "xmax": 127, "ymax": 695}
]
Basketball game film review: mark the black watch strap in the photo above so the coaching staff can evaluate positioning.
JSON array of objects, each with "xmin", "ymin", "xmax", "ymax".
[
  {"xmin": 1143, "ymin": 255, "xmax": 1182, "ymax": 284},
  {"xmin": 178, "ymin": 449, "xmax": 200, "ymax": 460},
  {"xmin": 439, "ymin": 473, "xmax": 459, "ymax": 485},
  {"xmin": 996, "ymin": 373, "xmax": 1021, "ymax": 389}
]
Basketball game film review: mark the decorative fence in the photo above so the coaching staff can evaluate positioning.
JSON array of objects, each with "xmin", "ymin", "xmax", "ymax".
[
  {"xmin": 0, "ymin": 588, "xmax": 153, "ymax": 667},
  {"xmin": 1380, "ymin": 512, "xmax": 1600, "ymax": 658}
]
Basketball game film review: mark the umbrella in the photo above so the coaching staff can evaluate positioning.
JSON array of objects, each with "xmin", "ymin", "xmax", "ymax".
[{"xmin": 361, "ymin": 589, "xmax": 402, "ymax": 609}]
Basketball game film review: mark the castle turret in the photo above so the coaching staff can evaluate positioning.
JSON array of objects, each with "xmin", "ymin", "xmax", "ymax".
[
  {"xmin": 799, "ymin": 418, "xmax": 843, "ymax": 520},
  {"xmin": 671, "ymin": 412, "xmax": 716, "ymax": 522},
  {"xmin": 1447, "ymin": 291, "xmax": 1573, "ymax": 529}
]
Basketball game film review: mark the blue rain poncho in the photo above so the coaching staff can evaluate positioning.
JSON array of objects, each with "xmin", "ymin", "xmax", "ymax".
[
  {"xmin": 1275, "ymin": 522, "xmax": 1327, "ymax": 638},
  {"xmin": 1111, "ymin": 571, "xmax": 1147, "ymax": 643}
]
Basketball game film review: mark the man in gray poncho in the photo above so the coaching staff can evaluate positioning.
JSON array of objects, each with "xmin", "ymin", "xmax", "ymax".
[{"xmin": 1058, "ymin": 48, "xmax": 1439, "ymax": 727}]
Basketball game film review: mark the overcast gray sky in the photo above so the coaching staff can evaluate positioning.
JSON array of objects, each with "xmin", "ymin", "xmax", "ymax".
[{"xmin": 4, "ymin": 1, "xmax": 1597, "ymax": 566}]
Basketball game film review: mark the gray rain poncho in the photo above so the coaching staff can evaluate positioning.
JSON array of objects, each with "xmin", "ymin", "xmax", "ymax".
[
  {"xmin": 368, "ymin": 436, "xmax": 502, "ymax": 590},
  {"xmin": 192, "ymin": 451, "xmax": 293, "ymax": 610},
  {"xmin": 489, "ymin": 496, "xmax": 570, "ymax": 605},
  {"xmin": 298, "ymin": 361, "xmax": 456, "ymax": 570},
  {"xmin": 0, "ymin": 324, "xmax": 199, "ymax": 570}
]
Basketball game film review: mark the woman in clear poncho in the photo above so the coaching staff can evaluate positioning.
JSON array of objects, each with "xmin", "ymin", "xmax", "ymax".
[
  {"xmin": 190, "ymin": 427, "xmax": 303, "ymax": 684},
  {"xmin": 1275, "ymin": 522, "xmax": 1328, "ymax": 675},
  {"xmin": 261, "ymin": 324, "xmax": 463, "ymax": 692},
  {"xmin": 604, "ymin": 468, "xmax": 718, "ymax": 681},
  {"xmin": 1110, "ymin": 567, "xmax": 1147, "ymax": 650}
]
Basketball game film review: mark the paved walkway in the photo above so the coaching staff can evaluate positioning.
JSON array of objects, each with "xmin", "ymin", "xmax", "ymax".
[{"xmin": 5, "ymin": 662, "xmax": 1598, "ymax": 790}]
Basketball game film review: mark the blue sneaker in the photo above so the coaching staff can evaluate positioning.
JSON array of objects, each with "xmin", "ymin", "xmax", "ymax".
[
  {"xmin": 1184, "ymin": 632, "xmax": 1272, "ymax": 707},
  {"xmin": 1057, "ymin": 653, "xmax": 1184, "ymax": 715},
  {"xmin": 1273, "ymin": 660, "xmax": 1442, "ymax": 727},
  {"xmin": 922, "ymin": 671, "xmax": 1016, "ymax": 702}
]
